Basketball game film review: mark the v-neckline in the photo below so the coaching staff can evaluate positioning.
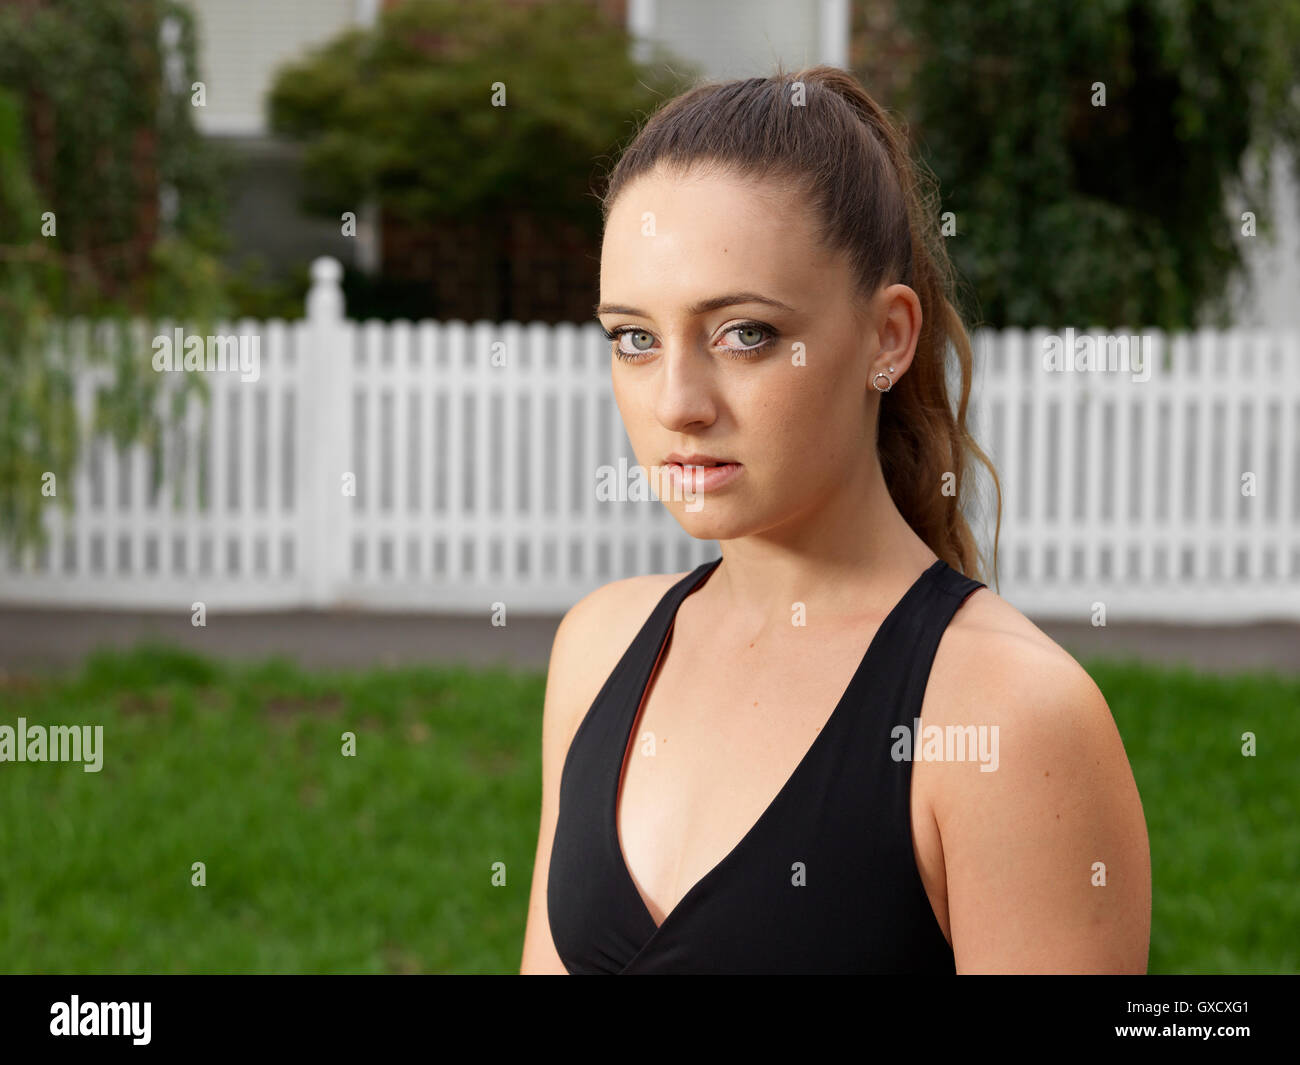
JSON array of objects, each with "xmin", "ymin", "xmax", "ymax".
[{"xmin": 612, "ymin": 554, "xmax": 946, "ymax": 943}]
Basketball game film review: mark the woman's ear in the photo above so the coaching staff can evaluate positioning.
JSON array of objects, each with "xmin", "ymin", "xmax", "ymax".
[{"xmin": 872, "ymin": 283, "xmax": 922, "ymax": 383}]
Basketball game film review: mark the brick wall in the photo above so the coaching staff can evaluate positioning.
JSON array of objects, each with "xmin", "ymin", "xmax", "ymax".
[
  {"xmin": 380, "ymin": 209, "xmax": 600, "ymax": 325},
  {"xmin": 14, "ymin": 0, "xmax": 160, "ymax": 299}
]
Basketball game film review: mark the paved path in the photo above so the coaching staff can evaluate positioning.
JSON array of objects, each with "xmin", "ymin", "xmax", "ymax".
[{"xmin": 0, "ymin": 608, "xmax": 1296, "ymax": 678}]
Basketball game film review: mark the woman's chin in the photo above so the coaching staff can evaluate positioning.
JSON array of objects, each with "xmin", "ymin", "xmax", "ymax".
[{"xmin": 666, "ymin": 505, "xmax": 751, "ymax": 543}]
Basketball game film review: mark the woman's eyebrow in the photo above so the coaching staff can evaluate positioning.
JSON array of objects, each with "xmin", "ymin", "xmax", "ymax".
[{"xmin": 594, "ymin": 292, "xmax": 796, "ymax": 317}]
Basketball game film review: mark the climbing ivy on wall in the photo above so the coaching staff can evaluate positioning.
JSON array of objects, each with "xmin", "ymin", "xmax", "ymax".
[{"xmin": 0, "ymin": 0, "xmax": 229, "ymax": 553}]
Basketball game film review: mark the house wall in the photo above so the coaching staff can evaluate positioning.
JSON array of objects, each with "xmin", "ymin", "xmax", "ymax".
[
  {"xmin": 183, "ymin": 0, "xmax": 371, "ymax": 280},
  {"xmin": 1232, "ymin": 149, "xmax": 1300, "ymax": 329},
  {"xmin": 187, "ymin": 0, "xmax": 360, "ymax": 136}
]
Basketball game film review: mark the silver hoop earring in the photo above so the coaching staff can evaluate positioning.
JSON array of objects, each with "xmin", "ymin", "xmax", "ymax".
[{"xmin": 872, "ymin": 366, "xmax": 895, "ymax": 393}]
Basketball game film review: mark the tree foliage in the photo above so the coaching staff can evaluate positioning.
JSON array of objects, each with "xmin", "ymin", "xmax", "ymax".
[
  {"xmin": 894, "ymin": 0, "xmax": 1300, "ymax": 329},
  {"xmin": 267, "ymin": 0, "xmax": 694, "ymax": 236}
]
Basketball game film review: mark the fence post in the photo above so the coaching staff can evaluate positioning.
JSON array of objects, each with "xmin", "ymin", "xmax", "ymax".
[{"xmin": 302, "ymin": 256, "xmax": 348, "ymax": 608}]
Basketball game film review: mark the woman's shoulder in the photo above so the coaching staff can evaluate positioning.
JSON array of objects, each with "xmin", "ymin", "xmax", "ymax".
[
  {"xmin": 920, "ymin": 582, "xmax": 1127, "ymax": 781},
  {"xmin": 558, "ymin": 566, "xmax": 691, "ymax": 656},
  {"xmin": 935, "ymin": 587, "xmax": 1107, "ymax": 723},
  {"xmin": 545, "ymin": 567, "xmax": 692, "ymax": 749},
  {"xmin": 922, "ymin": 581, "xmax": 1131, "ymax": 798},
  {"xmin": 917, "ymin": 584, "xmax": 1151, "ymax": 972}
]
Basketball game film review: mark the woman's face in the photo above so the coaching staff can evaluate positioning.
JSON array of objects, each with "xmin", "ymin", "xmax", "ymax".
[{"xmin": 598, "ymin": 165, "xmax": 911, "ymax": 542}]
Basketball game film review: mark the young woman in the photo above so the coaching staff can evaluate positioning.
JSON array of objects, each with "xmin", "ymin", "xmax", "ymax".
[{"xmin": 520, "ymin": 65, "xmax": 1151, "ymax": 974}]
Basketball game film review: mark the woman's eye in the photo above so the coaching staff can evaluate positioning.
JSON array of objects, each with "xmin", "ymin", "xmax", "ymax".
[
  {"xmin": 604, "ymin": 322, "xmax": 774, "ymax": 361},
  {"xmin": 623, "ymin": 330, "xmax": 655, "ymax": 353},
  {"xmin": 604, "ymin": 328, "xmax": 656, "ymax": 359},
  {"xmin": 728, "ymin": 326, "xmax": 767, "ymax": 348}
]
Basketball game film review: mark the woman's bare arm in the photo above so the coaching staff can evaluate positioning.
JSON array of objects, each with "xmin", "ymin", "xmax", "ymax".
[
  {"xmin": 518, "ymin": 600, "xmax": 584, "ymax": 974},
  {"xmin": 932, "ymin": 635, "xmax": 1152, "ymax": 973}
]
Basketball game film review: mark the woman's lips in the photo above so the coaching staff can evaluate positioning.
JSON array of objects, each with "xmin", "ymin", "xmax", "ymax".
[{"xmin": 661, "ymin": 461, "xmax": 743, "ymax": 493}]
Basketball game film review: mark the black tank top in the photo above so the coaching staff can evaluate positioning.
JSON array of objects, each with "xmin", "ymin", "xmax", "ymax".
[{"xmin": 547, "ymin": 555, "xmax": 986, "ymax": 974}]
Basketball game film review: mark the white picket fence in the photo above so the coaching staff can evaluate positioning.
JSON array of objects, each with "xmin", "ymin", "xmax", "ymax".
[
  {"xmin": 966, "ymin": 325, "xmax": 1300, "ymax": 621},
  {"xmin": 2, "ymin": 257, "xmax": 1298, "ymax": 622}
]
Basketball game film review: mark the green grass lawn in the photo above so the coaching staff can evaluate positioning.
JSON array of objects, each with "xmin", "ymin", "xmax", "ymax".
[{"xmin": 0, "ymin": 647, "xmax": 1295, "ymax": 973}]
